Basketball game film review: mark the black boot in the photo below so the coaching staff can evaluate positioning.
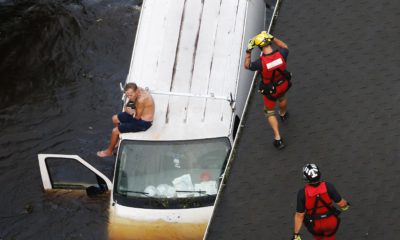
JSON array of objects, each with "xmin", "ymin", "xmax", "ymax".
[
  {"xmin": 279, "ymin": 111, "xmax": 289, "ymax": 122},
  {"xmin": 273, "ymin": 139, "xmax": 286, "ymax": 149}
]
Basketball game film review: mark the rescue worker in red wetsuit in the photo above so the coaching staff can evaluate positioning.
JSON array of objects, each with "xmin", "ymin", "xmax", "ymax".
[
  {"xmin": 244, "ymin": 31, "xmax": 291, "ymax": 149},
  {"xmin": 292, "ymin": 164, "xmax": 350, "ymax": 240}
]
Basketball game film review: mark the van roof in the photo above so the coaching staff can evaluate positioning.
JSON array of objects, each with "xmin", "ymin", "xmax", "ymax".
[{"xmin": 122, "ymin": 0, "xmax": 247, "ymax": 141}]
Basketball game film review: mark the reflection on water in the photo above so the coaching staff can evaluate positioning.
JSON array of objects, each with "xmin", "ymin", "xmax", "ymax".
[{"xmin": 0, "ymin": 0, "xmax": 140, "ymax": 239}]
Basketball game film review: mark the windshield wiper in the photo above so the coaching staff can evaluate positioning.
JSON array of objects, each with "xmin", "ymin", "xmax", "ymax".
[
  {"xmin": 118, "ymin": 190, "xmax": 169, "ymax": 208},
  {"xmin": 119, "ymin": 190, "xmax": 149, "ymax": 195},
  {"xmin": 176, "ymin": 190, "xmax": 211, "ymax": 196}
]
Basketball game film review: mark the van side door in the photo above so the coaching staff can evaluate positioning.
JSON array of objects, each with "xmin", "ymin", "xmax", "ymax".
[{"xmin": 38, "ymin": 154, "xmax": 112, "ymax": 192}]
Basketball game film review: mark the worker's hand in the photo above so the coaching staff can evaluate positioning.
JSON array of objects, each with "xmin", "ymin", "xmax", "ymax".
[
  {"xmin": 340, "ymin": 205, "xmax": 350, "ymax": 211},
  {"xmin": 246, "ymin": 38, "xmax": 256, "ymax": 53},
  {"xmin": 292, "ymin": 234, "xmax": 301, "ymax": 240},
  {"xmin": 261, "ymin": 31, "xmax": 274, "ymax": 42},
  {"xmin": 340, "ymin": 201, "xmax": 350, "ymax": 211}
]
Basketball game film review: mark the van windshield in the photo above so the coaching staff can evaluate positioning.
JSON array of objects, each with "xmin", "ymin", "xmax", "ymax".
[{"xmin": 113, "ymin": 137, "xmax": 231, "ymax": 209}]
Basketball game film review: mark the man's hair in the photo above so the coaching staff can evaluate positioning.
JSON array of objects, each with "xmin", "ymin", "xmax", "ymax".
[{"xmin": 124, "ymin": 83, "xmax": 138, "ymax": 92}]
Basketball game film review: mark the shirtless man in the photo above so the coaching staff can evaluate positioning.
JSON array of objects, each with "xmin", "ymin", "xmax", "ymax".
[{"xmin": 97, "ymin": 82, "xmax": 155, "ymax": 157}]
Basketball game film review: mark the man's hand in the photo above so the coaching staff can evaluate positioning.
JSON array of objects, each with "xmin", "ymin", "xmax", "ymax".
[
  {"xmin": 124, "ymin": 106, "xmax": 136, "ymax": 117},
  {"xmin": 340, "ymin": 205, "xmax": 350, "ymax": 211},
  {"xmin": 292, "ymin": 234, "xmax": 301, "ymax": 240},
  {"xmin": 261, "ymin": 31, "xmax": 274, "ymax": 42},
  {"xmin": 246, "ymin": 38, "xmax": 256, "ymax": 53},
  {"xmin": 338, "ymin": 199, "xmax": 350, "ymax": 211}
]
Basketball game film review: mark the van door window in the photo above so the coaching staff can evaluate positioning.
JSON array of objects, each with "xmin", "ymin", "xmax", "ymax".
[
  {"xmin": 46, "ymin": 157, "xmax": 105, "ymax": 189},
  {"xmin": 38, "ymin": 154, "xmax": 112, "ymax": 191}
]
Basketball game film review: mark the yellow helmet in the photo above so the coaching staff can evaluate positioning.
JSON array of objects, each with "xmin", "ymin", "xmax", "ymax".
[{"xmin": 254, "ymin": 31, "xmax": 273, "ymax": 48}]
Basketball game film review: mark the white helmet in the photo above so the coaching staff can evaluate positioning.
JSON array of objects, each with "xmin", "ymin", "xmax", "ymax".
[{"xmin": 303, "ymin": 163, "xmax": 321, "ymax": 183}]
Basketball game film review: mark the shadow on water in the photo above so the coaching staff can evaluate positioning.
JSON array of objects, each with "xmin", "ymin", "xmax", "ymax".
[{"xmin": 0, "ymin": 0, "xmax": 141, "ymax": 239}]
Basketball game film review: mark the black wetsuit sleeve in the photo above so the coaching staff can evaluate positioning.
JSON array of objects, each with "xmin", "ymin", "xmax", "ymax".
[
  {"xmin": 296, "ymin": 188, "xmax": 306, "ymax": 213},
  {"xmin": 249, "ymin": 58, "xmax": 262, "ymax": 71},
  {"xmin": 279, "ymin": 48, "xmax": 289, "ymax": 61},
  {"xmin": 326, "ymin": 182, "xmax": 342, "ymax": 203}
]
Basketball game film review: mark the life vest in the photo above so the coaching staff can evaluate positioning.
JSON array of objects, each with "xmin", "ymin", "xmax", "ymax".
[
  {"xmin": 258, "ymin": 50, "xmax": 291, "ymax": 100},
  {"xmin": 305, "ymin": 182, "xmax": 333, "ymax": 216},
  {"xmin": 303, "ymin": 182, "xmax": 341, "ymax": 237},
  {"xmin": 260, "ymin": 50, "xmax": 287, "ymax": 84}
]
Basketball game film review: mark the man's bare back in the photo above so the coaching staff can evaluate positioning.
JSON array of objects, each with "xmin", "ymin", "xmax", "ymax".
[{"xmin": 134, "ymin": 88, "xmax": 154, "ymax": 122}]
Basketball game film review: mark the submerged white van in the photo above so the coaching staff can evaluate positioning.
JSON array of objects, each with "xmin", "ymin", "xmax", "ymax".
[{"xmin": 38, "ymin": 0, "xmax": 277, "ymax": 239}]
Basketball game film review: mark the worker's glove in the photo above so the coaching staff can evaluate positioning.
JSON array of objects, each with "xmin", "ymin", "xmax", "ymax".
[
  {"xmin": 340, "ymin": 201, "xmax": 351, "ymax": 211},
  {"xmin": 266, "ymin": 32, "xmax": 275, "ymax": 42},
  {"xmin": 340, "ymin": 205, "xmax": 350, "ymax": 211},
  {"xmin": 291, "ymin": 234, "xmax": 301, "ymax": 240},
  {"xmin": 260, "ymin": 31, "xmax": 274, "ymax": 42},
  {"xmin": 246, "ymin": 38, "xmax": 256, "ymax": 53}
]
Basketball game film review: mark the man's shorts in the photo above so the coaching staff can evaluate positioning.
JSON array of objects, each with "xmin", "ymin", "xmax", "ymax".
[
  {"xmin": 311, "ymin": 215, "xmax": 338, "ymax": 240},
  {"xmin": 262, "ymin": 80, "xmax": 289, "ymax": 109},
  {"xmin": 117, "ymin": 112, "xmax": 152, "ymax": 133},
  {"xmin": 263, "ymin": 95, "xmax": 286, "ymax": 109}
]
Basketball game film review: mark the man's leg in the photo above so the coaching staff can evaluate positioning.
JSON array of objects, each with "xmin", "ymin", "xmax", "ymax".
[
  {"xmin": 112, "ymin": 114, "xmax": 120, "ymax": 127},
  {"xmin": 279, "ymin": 97, "xmax": 287, "ymax": 116},
  {"xmin": 263, "ymin": 97, "xmax": 282, "ymax": 140},
  {"xmin": 97, "ymin": 127, "xmax": 120, "ymax": 157},
  {"xmin": 267, "ymin": 115, "xmax": 281, "ymax": 140},
  {"xmin": 264, "ymin": 102, "xmax": 285, "ymax": 149}
]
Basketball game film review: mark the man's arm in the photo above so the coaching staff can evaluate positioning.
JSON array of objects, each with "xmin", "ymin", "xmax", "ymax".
[
  {"xmin": 244, "ymin": 51, "xmax": 252, "ymax": 69},
  {"xmin": 272, "ymin": 37, "xmax": 288, "ymax": 49},
  {"xmin": 244, "ymin": 52, "xmax": 262, "ymax": 71},
  {"xmin": 294, "ymin": 211, "xmax": 305, "ymax": 236},
  {"xmin": 293, "ymin": 189, "xmax": 306, "ymax": 238},
  {"xmin": 326, "ymin": 182, "xmax": 350, "ymax": 210},
  {"xmin": 244, "ymin": 36, "xmax": 256, "ymax": 69},
  {"xmin": 134, "ymin": 99, "xmax": 144, "ymax": 119}
]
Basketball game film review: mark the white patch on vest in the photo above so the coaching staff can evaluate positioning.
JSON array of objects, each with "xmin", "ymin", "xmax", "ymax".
[{"xmin": 266, "ymin": 58, "xmax": 283, "ymax": 70}]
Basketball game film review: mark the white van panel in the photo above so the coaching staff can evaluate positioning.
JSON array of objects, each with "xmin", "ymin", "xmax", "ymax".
[
  {"xmin": 111, "ymin": 204, "xmax": 213, "ymax": 223},
  {"xmin": 123, "ymin": 0, "xmax": 251, "ymax": 141}
]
